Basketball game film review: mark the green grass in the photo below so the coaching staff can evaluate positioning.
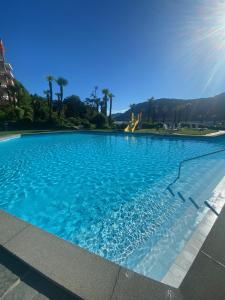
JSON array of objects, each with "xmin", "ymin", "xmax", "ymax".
[
  {"xmin": 0, "ymin": 127, "xmax": 218, "ymax": 139},
  {"xmin": 136, "ymin": 128, "xmax": 216, "ymax": 136},
  {"xmin": 0, "ymin": 129, "xmax": 65, "ymax": 138}
]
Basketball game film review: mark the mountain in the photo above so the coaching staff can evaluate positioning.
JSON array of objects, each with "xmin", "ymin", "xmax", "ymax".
[
  {"xmin": 113, "ymin": 93, "xmax": 225, "ymax": 123},
  {"xmin": 111, "ymin": 112, "xmax": 123, "ymax": 119}
]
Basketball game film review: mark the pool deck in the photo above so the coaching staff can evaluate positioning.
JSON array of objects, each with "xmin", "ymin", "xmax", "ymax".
[
  {"xmin": 0, "ymin": 246, "xmax": 79, "ymax": 299},
  {"xmin": 1, "ymin": 204, "xmax": 225, "ymax": 300},
  {"xmin": 205, "ymin": 130, "xmax": 225, "ymax": 136},
  {"xmin": 0, "ymin": 210, "xmax": 181, "ymax": 300}
]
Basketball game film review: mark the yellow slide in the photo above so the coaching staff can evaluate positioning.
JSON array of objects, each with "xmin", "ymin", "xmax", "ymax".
[
  {"xmin": 124, "ymin": 112, "xmax": 142, "ymax": 133},
  {"xmin": 124, "ymin": 119, "xmax": 139, "ymax": 132}
]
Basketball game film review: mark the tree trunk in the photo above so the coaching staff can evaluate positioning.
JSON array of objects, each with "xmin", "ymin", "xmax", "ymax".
[
  {"xmin": 48, "ymin": 81, "xmax": 53, "ymax": 119},
  {"xmin": 109, "ymin": 98, "xmax": 112, "ymax": 123}
]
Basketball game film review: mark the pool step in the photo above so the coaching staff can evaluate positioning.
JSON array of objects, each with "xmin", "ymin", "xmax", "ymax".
[
  {"xmin": 167, "ymin": 186, "xmax": 175, "ymax": 197},
  {"xmin": 204, "ymin": 200, "xmax": 219, "ymax": 216},
  {"xmin": 177, "ymin": 192, "xmax": 186, "ymax": 202},
  {"xmin": 188, "ymin": 197, "xmax": 200, "ymax": 209}
]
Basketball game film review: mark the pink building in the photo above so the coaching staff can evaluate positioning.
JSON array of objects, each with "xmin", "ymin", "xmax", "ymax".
[{"xmin": 0, "ymin": 39, "xmax": 15, "ymax": 102}]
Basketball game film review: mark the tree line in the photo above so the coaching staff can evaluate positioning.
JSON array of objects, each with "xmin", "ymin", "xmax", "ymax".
[
  {"xmin": 117, "ymin": 94, "xmax": 225, "ymax": 126},
  {"xmin": 0, "ymin": 76, "xmax": 115, "ymax": 130}
]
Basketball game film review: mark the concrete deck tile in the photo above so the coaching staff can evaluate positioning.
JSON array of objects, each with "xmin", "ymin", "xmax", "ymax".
[
  {"xmin": 174, "ymin": 254, "xmax": 193, "ymax": 274},
  {"xmin": 24, "ymin": 271, "xmax": 81, "ymax": 300},
  {"xmin": 181, "ymin": 252, "xmax": 225, "ymax": 300},
  {"xmin": 4, "ymin": 225, "xmax": 119, "ymax": 300},
  {"xmin": 32, "ymin": 294, "xmax": 49, "ymax": 300},
  {"xmin": 161, "ymin": 271, "xmax": 181, "ymax": 289},
  {"xmin": 111, "ymin": 268, "xmax": 183, "ymax": 300},
  {"xmin": 3, "ymin": 280, "xmax": 39, "ymax": 300},
  {"xmin": 0, "ymin": 210, "xmax": 29, "ymax": 245},
  {"xmin": 0, "ymin": 264, "xmax": 19, "ymax": 298},
  {"xmin": 201, "ymin": 206, "xmax": 225, "ymax": 265},
  {"xmin": 0, "ymin": 246, "xmax": 30, "ymax": 277}
]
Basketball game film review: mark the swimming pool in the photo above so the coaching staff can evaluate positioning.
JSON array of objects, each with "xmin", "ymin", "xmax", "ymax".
[{"xmin": 0, "ymin": 132, "xmax": 225, "ymax": 280}]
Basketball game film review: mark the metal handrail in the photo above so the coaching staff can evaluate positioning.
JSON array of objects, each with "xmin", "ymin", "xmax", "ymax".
[{"xmin": 166, "ymin": 147, "xmax": 225, "ymax": 192}]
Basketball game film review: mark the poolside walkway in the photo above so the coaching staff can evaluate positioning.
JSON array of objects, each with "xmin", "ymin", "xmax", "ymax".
[
  {"xmin": 0, "ymin": 247, "xmax": 80, "ymax": 300},
  {"xmin": 205, "ymin": 130, "xmax": 225, "ymax": 136}
]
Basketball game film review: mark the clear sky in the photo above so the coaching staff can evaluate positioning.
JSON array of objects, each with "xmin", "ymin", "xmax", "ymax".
[{"xmin": 1, "ymin": 0, "xmax": 225, "ymax": 112}]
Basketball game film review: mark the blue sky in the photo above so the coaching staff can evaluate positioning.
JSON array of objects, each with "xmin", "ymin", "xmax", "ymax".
[{"xmin": 1, "ymin": 0, "xmax": 225, "ymax": 112}]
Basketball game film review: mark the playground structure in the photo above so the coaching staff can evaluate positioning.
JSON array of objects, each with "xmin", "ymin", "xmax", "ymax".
[{"xmin": 124, "ymin": 112, "xmax": 142, "ymax": 133}]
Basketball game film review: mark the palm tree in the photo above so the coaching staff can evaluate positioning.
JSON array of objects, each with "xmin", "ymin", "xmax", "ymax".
[
  {"xmin": 55, "ymin": 92, "xmax": 61, "ymax": 101},
  {"xmin": 46, "ymin": 75, "xmax": 54, "ymax": 118},
  {"xmin": 56, "ymin": 77, "xmax": 68, "ymax": 117},
  {"xmin": 102, "ymin": 88, "xmax": 110, "ymax": 117},
  {"xmin": 94, "ymin": 98, "xmax": 101, "ymax": 112},
  {"xmin": 91, "ymin": 86, "xmax": 101, "ymax": 112},
  {"xmin": 43, "ymin": 90, "xmax": 50, "ymax": 106},
  {"xmin": 108, "ymin": 93, "xmax": 115, "ymax": 124},
  {"xmin": 56, "ymin": 77, "xmax": 68, "ymax": 101}
]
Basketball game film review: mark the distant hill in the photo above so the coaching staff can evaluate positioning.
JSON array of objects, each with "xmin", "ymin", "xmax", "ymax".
[
  {"xmin": 113, "ymin": 93, "xmax": 225, "ymax": 123},
  {"xmin": 111, "ymin": 112, "xmax": 123, "ymax": 119}
]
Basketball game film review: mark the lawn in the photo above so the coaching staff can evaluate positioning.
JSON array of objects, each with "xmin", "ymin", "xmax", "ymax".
[
  {"xmin": 136, "ymin": 127, "xmax": 217, "ymax": 136},
  {"xmin": 0, "ymin": 129, "xmax": 58, "ymax": 138},
  {"xmin": 0, "ymin": 127, "xmax": 219, "ymax": 139}
]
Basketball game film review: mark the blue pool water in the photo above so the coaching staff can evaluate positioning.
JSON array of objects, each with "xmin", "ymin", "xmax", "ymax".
[{"xmin": 1, "ymin": 132, "xmax": 225, "ymax": 280}]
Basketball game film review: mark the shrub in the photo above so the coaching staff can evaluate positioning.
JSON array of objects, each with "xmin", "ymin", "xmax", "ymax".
[{"xmin": 91, "ymin": 113, "xmax": 107, "ymax": 128}]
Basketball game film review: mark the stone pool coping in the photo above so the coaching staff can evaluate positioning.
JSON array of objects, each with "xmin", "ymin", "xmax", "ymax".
[
  {"xmin": 0, "ymin": 134, "xmax": 21, "ymax": 142},
  {"xmin": 0, "ymin": 210, "xmax": 181, "ymax": 300},
  {"xmin": 1, "ymin": 206, "xmax": 225, "ymax": 299},
  {"xmin": 0, "ymin": 129, "xmax": 225, "ymax": 141}
]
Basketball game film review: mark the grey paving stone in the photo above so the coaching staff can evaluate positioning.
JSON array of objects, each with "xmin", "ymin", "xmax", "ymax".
[
  {"xmin": 0, "ymin": 210, "xmax": 29, "ymax": 245},
  {"xmin": 33, "ymin": 292, "xmax": 79, "ymax": 300},
  {"xmin": 0, "ymin": 263, "xmax": 19, "ymax": 297},
  {"xmin": 5, "ymin": 225, "xmax": 120, "ymax": 300},
  {"xmin": 32, "ymin": 293, "xmax": 49, "ymax": 300},
  {"xmin": 3, "ymin": 280, "xmax": 38, "ymax": 300},
  {"xmin": 0, "ymin": 247, "xmax": 30, "ymax": 278},
  {"xmin": 180, "ymin": 251, "xmax": 225, "ymax": 300},
  {"xmin": 111, "ymin": 268, "xmax": 183, "ymax": 300},
  {"xmin": 201, "ymin": 206, "xmax": 225, "ymax": 265},
  {"xmin": 24, "ymin": 271, "xmax": 81, "ymax": 300}
]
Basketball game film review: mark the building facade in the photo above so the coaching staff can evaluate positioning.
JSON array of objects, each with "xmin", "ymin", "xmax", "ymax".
[{"xmin": 0, "ymin": 39, "xmax": 15, "ymax": 102}]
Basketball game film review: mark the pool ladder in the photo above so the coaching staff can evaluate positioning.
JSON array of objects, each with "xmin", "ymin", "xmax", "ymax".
[{"xmin": 165, "ymin": 148, "xmax": 225, "ymax": 216}]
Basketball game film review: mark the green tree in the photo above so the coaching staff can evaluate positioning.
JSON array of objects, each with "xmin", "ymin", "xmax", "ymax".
[
  {"xmin": 91, "ymin": 113, "xmax": 107, "ymax": 128},
  {"xmin": 56, "ymin": 77, "xmax": 68, "ymax": 117},
  {"xmin": 64, "ymin": 95, "xmax": 86, "ymax": 118},
  {"xmin": 7, "ymin": 85, "xmax": 18, "ymax": 108},
  {"xmin": 108, "ymin": 92, "xmax": 115, "ymax": 124},
  {"xmin": 44, "ymin": 90, "xmax": 50, "ymax": 106},
  {"xmin": 46, "ymin": 75, "xmax": 54, "ymax": 118},
  {"xmin": 102, "ymin": 88, "xmax": 110, "ymax": 117},
  {"xmin": 55, "ymin": 92, "xmax": 61, "ymax": 101}
]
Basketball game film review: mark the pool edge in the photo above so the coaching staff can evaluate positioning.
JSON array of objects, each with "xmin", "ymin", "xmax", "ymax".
[
  {"xmin": 1, "ymin": 202, "xmax": 225, "ymax": 299},
  {"xmin": 0, "ymin": 134, "xmax": 21, "ymax": 142},
  {"xmin": 0, "ymin": 209, "xmax": 181, "ymax": 300}
]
